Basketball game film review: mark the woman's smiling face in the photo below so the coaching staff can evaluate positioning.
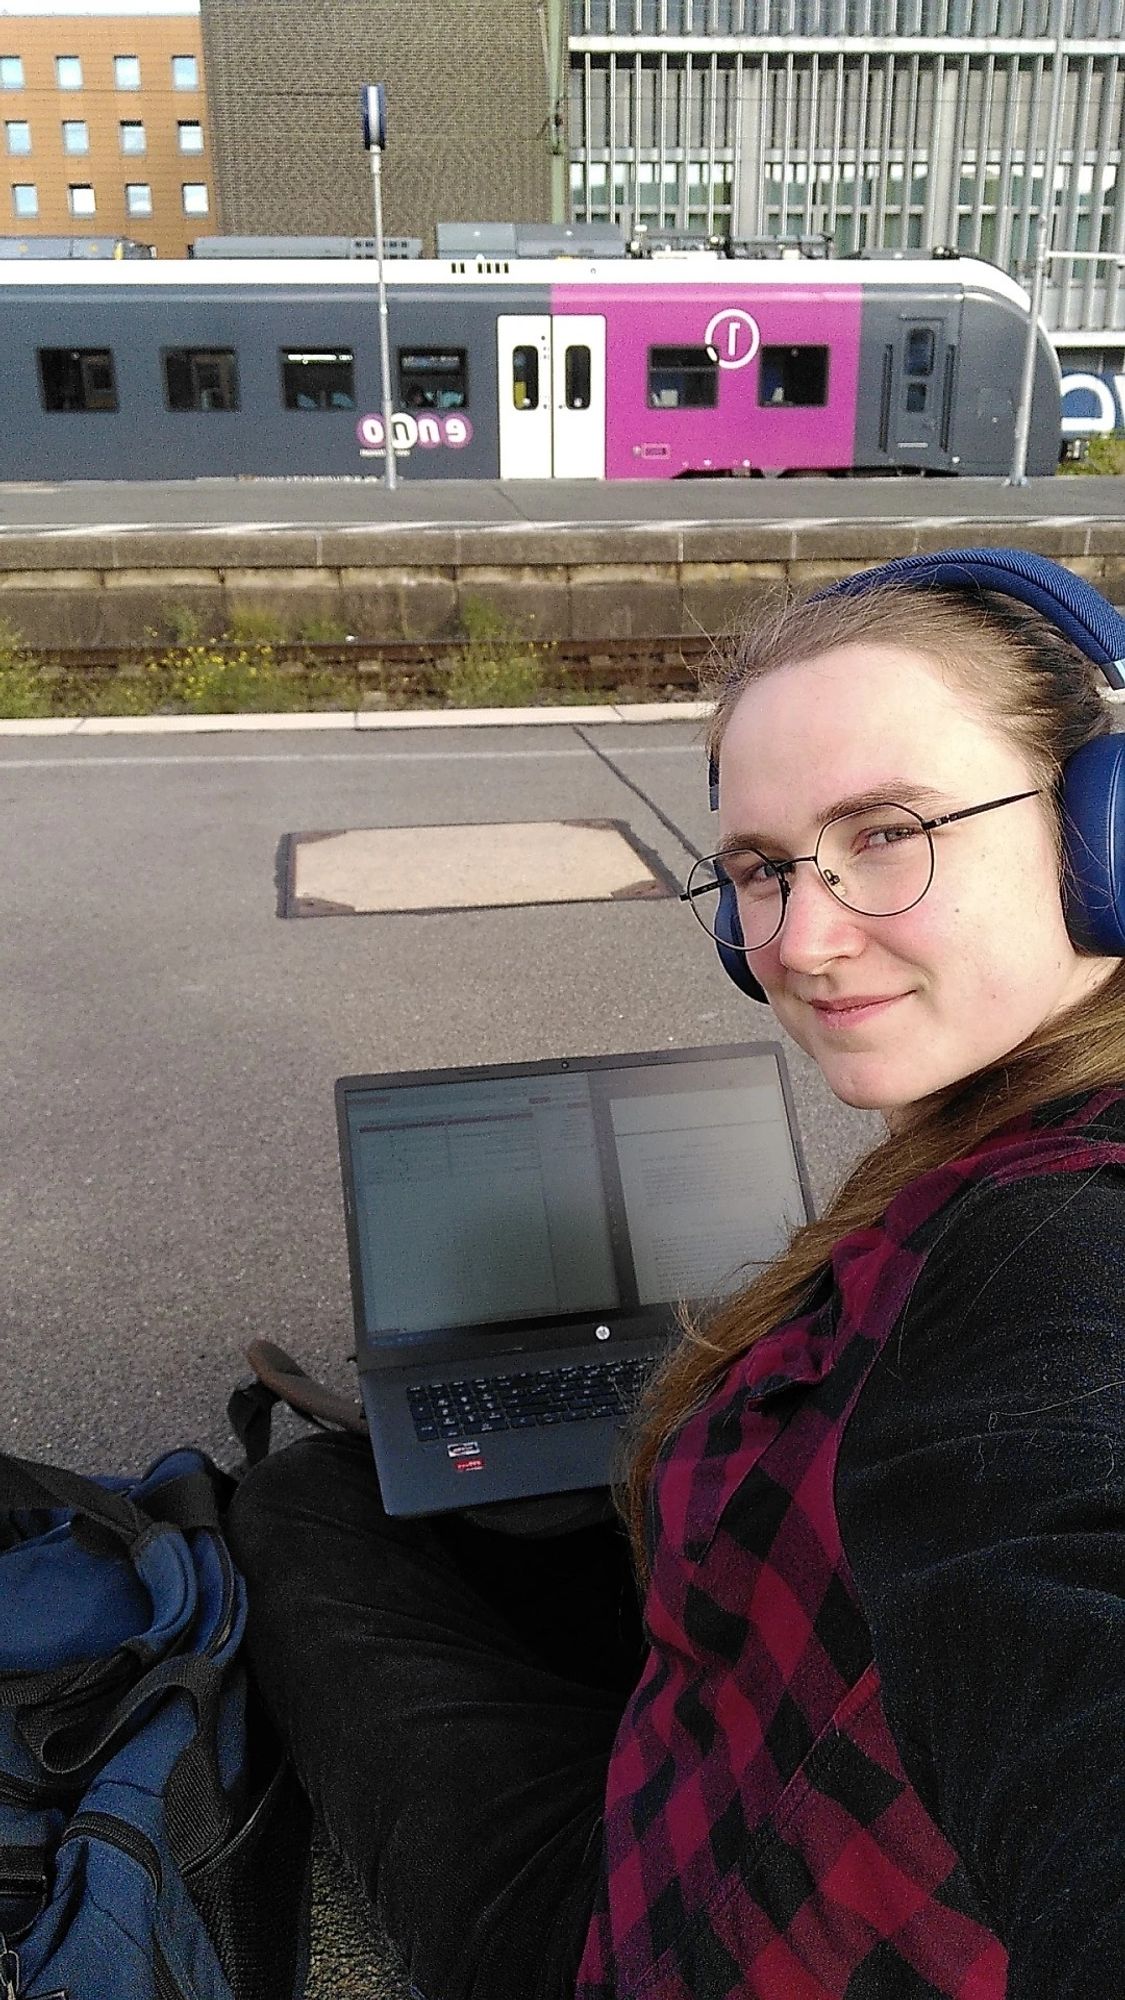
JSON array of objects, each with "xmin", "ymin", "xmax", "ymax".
[{"xmin": 717, "ymin": 640, "xmax": 1115, "ymax": 1123}]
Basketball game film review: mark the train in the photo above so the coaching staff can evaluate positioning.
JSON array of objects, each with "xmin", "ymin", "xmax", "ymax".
[{"xmin": 0, "ymin": 250, "xmax": 1061, "ymax": 483}]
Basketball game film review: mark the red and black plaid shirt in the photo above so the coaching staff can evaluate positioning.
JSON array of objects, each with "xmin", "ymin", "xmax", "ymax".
[{"xmin": 576, "ymin": 1090, "xmax": 1125, "ymax": 1999}]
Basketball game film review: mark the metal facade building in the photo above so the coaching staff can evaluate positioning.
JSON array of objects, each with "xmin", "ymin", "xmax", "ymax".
[{"xmin": 567, "ymin": 1, "xmax": 1125, "ymax": 363}]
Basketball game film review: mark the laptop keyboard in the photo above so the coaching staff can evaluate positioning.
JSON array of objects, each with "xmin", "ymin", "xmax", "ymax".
[{"xmin": 407, "ymin": 1357, "xmax": 653, "ymax": 1444}]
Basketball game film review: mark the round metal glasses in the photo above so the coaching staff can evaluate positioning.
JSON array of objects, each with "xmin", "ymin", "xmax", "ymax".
[{"xmin": 682, "ymin": 790, "xmax": 1041, "ymax": 954}]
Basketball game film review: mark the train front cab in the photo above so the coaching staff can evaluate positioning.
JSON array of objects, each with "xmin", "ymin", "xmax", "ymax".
[{"xmin": 855, "ymin": 273, "xmax": 1060, "ymax": 478}]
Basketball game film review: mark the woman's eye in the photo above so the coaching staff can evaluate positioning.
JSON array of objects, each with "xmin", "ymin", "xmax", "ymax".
[
  {"xmin": 731, "ymin": 857, "xmax": 783, "ymax": 896},
  {"xmin": 862, "ymin": 823, "xmax": 919, "ymax": 850}
]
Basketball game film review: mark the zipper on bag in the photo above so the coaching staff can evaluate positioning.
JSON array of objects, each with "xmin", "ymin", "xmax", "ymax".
[
  {"xmin": 0, "ymin": 1774, "xmax": 73, "ymax": 1813},
  {"xmin": 56, "ymin": 1810, "xmax": 162, "ymax": 1893},
  {"xmin": 55, "ymin": 1816, "xmax": 194, "ymax": 2000}
]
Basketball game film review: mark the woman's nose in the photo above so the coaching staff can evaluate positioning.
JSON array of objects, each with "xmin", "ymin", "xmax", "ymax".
[{"xmin": 771, "ymin": 864, "xmax": 867, "ymax": 972}]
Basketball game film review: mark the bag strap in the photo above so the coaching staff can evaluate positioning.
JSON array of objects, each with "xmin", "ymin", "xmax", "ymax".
[
  {"xmin": 0, "ymin": 1454, "xmax": 144, "ymax": 1554},
  {"xmin": 228, "ymin": 1342, "xmax": 365, "ymax": 1467},
  {"xmin": 0, "ymin": 1456, "xmax": 232, "ymax": 1713}
]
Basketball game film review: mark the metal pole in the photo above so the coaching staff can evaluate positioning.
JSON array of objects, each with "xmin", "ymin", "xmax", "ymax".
[
  {"xmin": 369, "ymin": 144, "xmax": 397, "ymax": 492},
  {"xmin": 1009, "ymin": 0, "xmax": 1067, "ymax": 485}
]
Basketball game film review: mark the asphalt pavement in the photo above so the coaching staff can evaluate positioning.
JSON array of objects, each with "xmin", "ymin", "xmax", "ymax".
[
  {"xmin": 0, "ymin": 470, "xmax": 1119, "ymax": 532},
  {"xmin": 0, "ymin": 714, "xmax": 883, "ymax": 1997}
]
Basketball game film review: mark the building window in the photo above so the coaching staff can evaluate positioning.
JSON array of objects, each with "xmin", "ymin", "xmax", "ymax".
[
  {"xmin": 177, "ymin": 120, "xmax": 204, "ymax": 153},
  {"xmin": 181, "ymin": 182, "xmax": 208, "ymax": 216},
  {"xmin": 55, "ymin": 57, "xmax": 83, "ymax": 91},
  {"xmin": 397, "ymin": 349, "xmax": 467, "ymax": 410},
  {"xmin": 281, "ymin": 349, "xmax": 355, "ymax": 411},
  {"xmin": 0, "ymin": 57, "xmax": 24, "ymax": 91},
  {"xmin": 114, "ymin": 55, "xmax": 140, "ymax": 90},
  {"xmin": 39, "ymin": 347, "xmax": 118, "ymax": 413},
  {"xmin": 119, "ymin": 120, "xmax": 145, "ymax": 154},
  {"xmin": 11, "ymin": 182, "xmax": 37, "ymax": 217},
  {"xmin": 171, "ymin": 55, "xmax": 198, "ymax": 91},
  {"xmin": 757, "ymin": 345, "xmax": 829, "ymax": 408},
  {"xmin": 62, "ymin": 120, "xmax": 89, "ymax": 155},
  {"xmin": 125, "ymin": 182, "xmax": 152, "ymax": 217},
  {"xmin": 68, "ymin": 183, "xmax": 95, "ymax": 217},
  {"xmin": 164, "ymin": 347, "xmax": 238, "ymax": 412},
  {"xmin": 5, "ymin": 120, "xmax": 29, "ymax": 154},
  {"xmin": 647, "ymin": 345, "xmax": 718, "ymax": 409}
]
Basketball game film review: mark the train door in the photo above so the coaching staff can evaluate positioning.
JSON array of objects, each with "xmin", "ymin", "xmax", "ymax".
[
  {"xmin": 498, "ymin": 317, "xmax": 553, "ymax": 476},
  {"xmin": 887, "ymin": 318, "xmax": 954, "ymax": 470},
  {"xmin": 551, "ymin": 317, "xmax": 606, "ymax": 479},
  {"xmin": 497, "ymin": 316, "xmax": 607, "ymax": 477}
]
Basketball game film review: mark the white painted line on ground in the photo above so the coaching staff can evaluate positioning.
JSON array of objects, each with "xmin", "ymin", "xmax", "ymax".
[{"xmin": 0, "ymin": 745, "xmax": 699, "ymax": 770}]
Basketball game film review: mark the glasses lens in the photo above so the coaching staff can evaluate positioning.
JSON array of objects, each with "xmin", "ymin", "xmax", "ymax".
[
  {"xmin": 684, "ymin": 851, "xmax": 784, "ymax": 950},
  {"xmin": 816, "ymin": 804, "xmax": 933, "ymax": 916}
]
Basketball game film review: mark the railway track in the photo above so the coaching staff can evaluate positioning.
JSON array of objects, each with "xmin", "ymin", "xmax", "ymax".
[{"xmin": 20, "ymin": 634, "xmax": 715, "ymax": 697}]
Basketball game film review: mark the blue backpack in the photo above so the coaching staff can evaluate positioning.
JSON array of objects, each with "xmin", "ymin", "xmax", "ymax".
[{"xmin": 0, "ymin": 1447, "xmax": 311, "ymax": 2000}]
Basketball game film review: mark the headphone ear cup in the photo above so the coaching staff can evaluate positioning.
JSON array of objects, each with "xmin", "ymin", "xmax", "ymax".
[
  {"xmin": 714, "ymin": 878, "xmax": 770, "ymax": 1004},
  {"xmin": 1060, "ymin": 733, "xmax": 1125, "ymax": 954}
]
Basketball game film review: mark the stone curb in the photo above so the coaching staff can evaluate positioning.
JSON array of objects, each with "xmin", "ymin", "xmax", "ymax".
[{"xmin": 0, "ymin": 701, "xmax": 712, "ymax": 737}]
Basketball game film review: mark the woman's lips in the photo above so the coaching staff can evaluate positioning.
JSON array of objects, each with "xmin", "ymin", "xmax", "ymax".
[{"xmin": 808, "ymin": 994, "xmax": 908, "ymax": 1027}]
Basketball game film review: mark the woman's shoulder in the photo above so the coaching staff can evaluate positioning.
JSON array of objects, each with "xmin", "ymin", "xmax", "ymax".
[{"xmin": 857, "ymin": 1102, "xmax": 1125, "ymax": 1418}]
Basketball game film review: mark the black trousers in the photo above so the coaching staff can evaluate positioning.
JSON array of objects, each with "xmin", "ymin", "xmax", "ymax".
[{"xmin": 226, "ymin": 1433, "xmax": 646, "ymax": 2000}]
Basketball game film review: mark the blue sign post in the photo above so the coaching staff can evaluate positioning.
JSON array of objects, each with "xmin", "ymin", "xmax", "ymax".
[{"xmin": 360, "ymin": 83, "xmax": 396, "ymax": 490}]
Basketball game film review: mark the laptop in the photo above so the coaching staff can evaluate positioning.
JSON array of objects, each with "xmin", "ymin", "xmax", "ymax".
[{"xmin": 336, "ymin": 1043, "xmax": 814, "ymax": 1517}]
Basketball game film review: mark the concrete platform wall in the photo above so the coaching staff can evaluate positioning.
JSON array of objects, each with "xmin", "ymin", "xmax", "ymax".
[{"xmin": 2, "ymin": 520, "xmax": 1124, "ymax": 646}]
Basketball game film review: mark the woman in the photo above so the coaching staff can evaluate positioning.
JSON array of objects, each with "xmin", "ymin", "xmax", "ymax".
[{"xmin": 228, "ymin": 548, "xmax": 1125, "ymax": 2000}]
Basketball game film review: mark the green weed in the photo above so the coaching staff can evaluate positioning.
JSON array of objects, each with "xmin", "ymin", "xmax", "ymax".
[
  {"xmin": 0, "ymin": 621, "xmax": 54, "ymax": 719},
  {"xmin": 447, "ymin": 600, "xmax": 544, "ymax": 707},
  {"xmin": 226, "ymin": 603, "xmax": 291, "ymax": 645},
  {"xmin": 162, "ymin": 601, "xmax": 208, "ymax": 644},
  {"xmin": 1060, "ymin": 434, "xmax": 1125, "ymax": 476}
]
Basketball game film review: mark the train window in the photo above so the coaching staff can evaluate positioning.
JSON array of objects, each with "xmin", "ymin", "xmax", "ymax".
[
  {"xmin": 757, "ymin": 345, "xmax": 829, "ymax": 408},
  {"xmin": 565, "ymin": 344, "xmax": 591, "ymax": 410},
  {"xmin": 647, "ymin": 346, "xmax": 718, "ymax": 409},
  {"xmin": 39, "ymin": 348, "xmax": 118, "ymax": 414},
  {"xmin": 512, "ymin": 345, "xmax": 539, "ymax": 411},
  {"xmin": 398, "ymin": 349, "xmax": 468, "ymax": 411},
  {"xmin": 280, "ymin": 350, "xmax": 355, "ymax": 411},
  {"xmin": 905, "ymin": 381, "xmax": 928, "ymax": 413},
  {"xmin": 163, "ymin": 348, "xmax": 238, "ymax": 412},
  {"xmin": 904, "ymin": 327, "xmax": 935, "ymax": 377}
]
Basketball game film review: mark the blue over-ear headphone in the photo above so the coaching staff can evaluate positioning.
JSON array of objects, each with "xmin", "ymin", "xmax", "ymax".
[{"xmin": 707, "ymin": 547, "xmax": 1125, "ymax": 1004}]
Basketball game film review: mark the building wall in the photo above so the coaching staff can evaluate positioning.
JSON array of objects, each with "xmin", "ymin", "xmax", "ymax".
[
  {"xmin": 199, "ymin": 0, "xmax": 553, "ymax": 247},
  {"xmin": 568, "ymin": 0, "xmax": 1125, "ymax": 342},
  {"xmin": 0, "ymin": 5, "xmax": 211, "ymax": 257}
]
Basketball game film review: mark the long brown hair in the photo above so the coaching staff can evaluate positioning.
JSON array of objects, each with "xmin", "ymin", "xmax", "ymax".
[{"xmin": 620, "ymin": 580, "xmax": 1125, "ymax": 1579}]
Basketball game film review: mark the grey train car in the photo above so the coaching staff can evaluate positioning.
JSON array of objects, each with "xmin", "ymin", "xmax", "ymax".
[{"xmin": 0, "ymin": 253, "xmax": 1060, "ymax": 482}]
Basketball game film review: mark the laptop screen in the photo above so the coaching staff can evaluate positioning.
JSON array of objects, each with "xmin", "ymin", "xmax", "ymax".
[{"xmin": 338, "ymin": 1045, "xmax": 812, "ymax": 1348}]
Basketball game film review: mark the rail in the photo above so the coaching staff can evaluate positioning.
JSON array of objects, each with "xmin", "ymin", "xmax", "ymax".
[{"xmin": 19, "ymin": 634, "xmax": 714, "ymax": 700}]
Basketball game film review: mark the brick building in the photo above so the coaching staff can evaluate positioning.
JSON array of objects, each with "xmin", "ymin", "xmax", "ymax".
[
  {"xmin": 198, "ymin": 0, "xmax": 555, "ymax": 247},
  {"xmin": 0, "ymin": 0, "xmax": 212, "ymax": 258}
]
